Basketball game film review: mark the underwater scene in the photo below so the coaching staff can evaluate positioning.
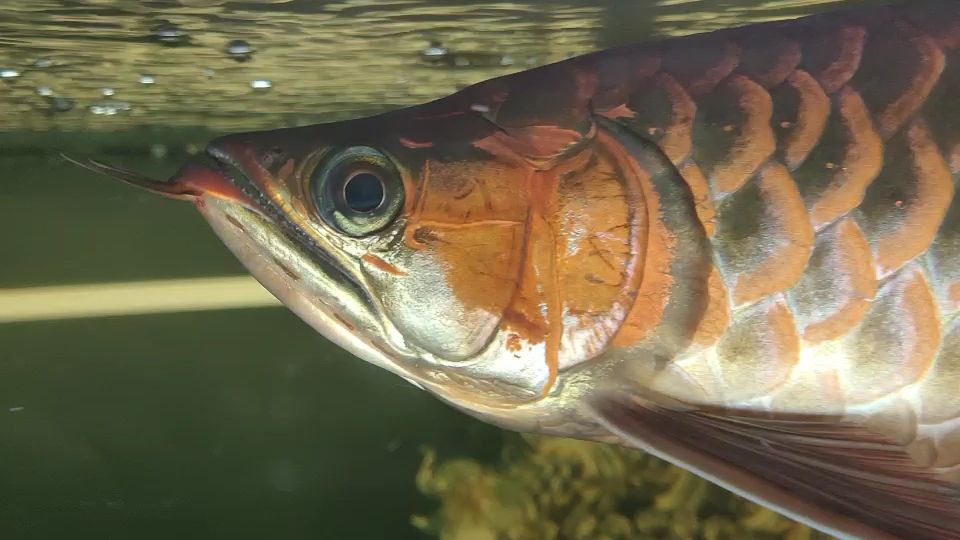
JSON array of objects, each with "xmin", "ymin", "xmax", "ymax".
[{"xmin": 0, "ymin": 1, "xmax": 883, "ymax": 538}]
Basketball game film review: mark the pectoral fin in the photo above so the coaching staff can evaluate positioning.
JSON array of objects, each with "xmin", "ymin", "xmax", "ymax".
[{"xmin": 591, "ymin": 390, "xmax": 960, "ymax": 539}]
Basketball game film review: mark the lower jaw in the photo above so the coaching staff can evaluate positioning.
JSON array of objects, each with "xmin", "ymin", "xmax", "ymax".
[{"xmin": 196, "ymin": 196, "xmax": 415, "ymax": 378}]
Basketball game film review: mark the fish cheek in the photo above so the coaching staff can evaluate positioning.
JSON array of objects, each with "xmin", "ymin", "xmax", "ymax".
[
  {"xmin": 364, "ymin": 158, "xmax": 530, "ymax": 361},
  {"xmin": 360, "ymin": 245, "xmax": 513, "ymax": 361}
]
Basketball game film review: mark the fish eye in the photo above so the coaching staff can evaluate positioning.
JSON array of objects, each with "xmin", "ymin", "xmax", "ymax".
[
  {"xmin": 343, "ymin": 172, "xmax": 384, "ymax": 213},
  {"xmin": 311, "ymin": 146, "xmax": 404, "ymax": 237}
]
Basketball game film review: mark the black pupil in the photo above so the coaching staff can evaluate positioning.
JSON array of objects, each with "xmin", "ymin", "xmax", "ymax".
[{"xmin": 343, "ymin": 171, "xmax": 384, "ymax": 213}]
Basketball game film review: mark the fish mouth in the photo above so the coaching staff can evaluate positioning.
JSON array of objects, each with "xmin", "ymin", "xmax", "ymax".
[
  {"xmin": 64, "ymin": 147, "xmax": 371, "ymax": 313},
  {"xmin": 61, "ymin": 151, "xmax": 252, "ymax": 203},
  {"xmin": 64, "ymin": 147, "xmax": 404, "ymax": 374},
  {"xmin": 203, "ymin": 145, "xmax": 372, "ymax": 307},
  {"xmin": 201, "ymin": 144, "xmax": 425, "ymax": 378}
]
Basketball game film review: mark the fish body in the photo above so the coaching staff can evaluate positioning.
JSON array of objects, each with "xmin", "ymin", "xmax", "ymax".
[{"xmin": 72, "ymin": 1, "xmax": 960, "ymax": 538}]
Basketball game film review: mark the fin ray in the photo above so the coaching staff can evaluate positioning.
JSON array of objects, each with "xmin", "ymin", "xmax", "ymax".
[{"xmin": 592, "ymin": 390, "xmax": 960, "ymax": 539}]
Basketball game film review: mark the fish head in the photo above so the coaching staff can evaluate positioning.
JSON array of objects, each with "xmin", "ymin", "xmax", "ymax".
[
  {"xmin": 196, "ymin": 109, "xmax": 569, "ymax": 421},
  {"xmin": 69, "ymin": 64, "xmax": 672, "ymax": 431},
  {"xmin": 82, "ymin": 99, "xmax": 591, "ymax": 427}
]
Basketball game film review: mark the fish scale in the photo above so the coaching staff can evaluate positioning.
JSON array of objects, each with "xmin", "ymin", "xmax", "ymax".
[
  {"xmin": 582, "ymin": 3, "xmax": 960, "ymax": 536},
  {"xmin": 591, "ymin": 3, "xmax": 960, "ymax": 416}
]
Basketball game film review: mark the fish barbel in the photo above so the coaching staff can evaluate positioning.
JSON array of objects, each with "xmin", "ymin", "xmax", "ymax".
[{"xmin": 69, "ymin": 1, "xmax": 960, "ymax": 537}]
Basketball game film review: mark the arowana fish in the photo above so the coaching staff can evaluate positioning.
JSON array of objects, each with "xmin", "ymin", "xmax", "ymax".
[{"xmin": 68, "ymin": 1, "xmax": 960, "ymax": 538}]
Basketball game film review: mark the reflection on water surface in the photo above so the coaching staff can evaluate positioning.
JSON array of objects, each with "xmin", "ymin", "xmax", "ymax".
[{"xmin": 2, "ymin": 0, "xmax": 861, "ymax": 134}]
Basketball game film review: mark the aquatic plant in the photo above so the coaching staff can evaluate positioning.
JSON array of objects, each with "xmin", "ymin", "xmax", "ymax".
[{"xmin": 413, "ymin": 434, "xmax": 832, "ymax": 540}]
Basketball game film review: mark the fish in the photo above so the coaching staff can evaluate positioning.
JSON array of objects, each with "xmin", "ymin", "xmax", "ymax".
[{"xmin": 66, "ymin": 1, "xmax": 960, "ymax": 538}]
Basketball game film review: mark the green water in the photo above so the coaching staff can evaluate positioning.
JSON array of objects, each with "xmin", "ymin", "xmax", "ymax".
[{"xmin": 1, "ymin": 1, "xmax": 875, "ymax": 538}]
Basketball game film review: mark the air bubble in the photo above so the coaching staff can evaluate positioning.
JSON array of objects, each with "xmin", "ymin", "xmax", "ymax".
[
  {"xmin": 89, "ymin": 100, "xmax": 132, "ymax": 116},
  {"xmin": 226, "ymin": 39, "xmax": 254, "ymax": 62},
  {"xmin": 152, "ymin": 22, "xmax": 188, "ymax": 45},
  {"xmin": 421, "ymin": 41, "xmax": 448, "ymax": 59}
]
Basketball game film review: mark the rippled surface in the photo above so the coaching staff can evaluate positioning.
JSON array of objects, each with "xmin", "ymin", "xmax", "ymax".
[{"xmin": 1, "ymin": 0, "xmax": 859, "ymax": 135}]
